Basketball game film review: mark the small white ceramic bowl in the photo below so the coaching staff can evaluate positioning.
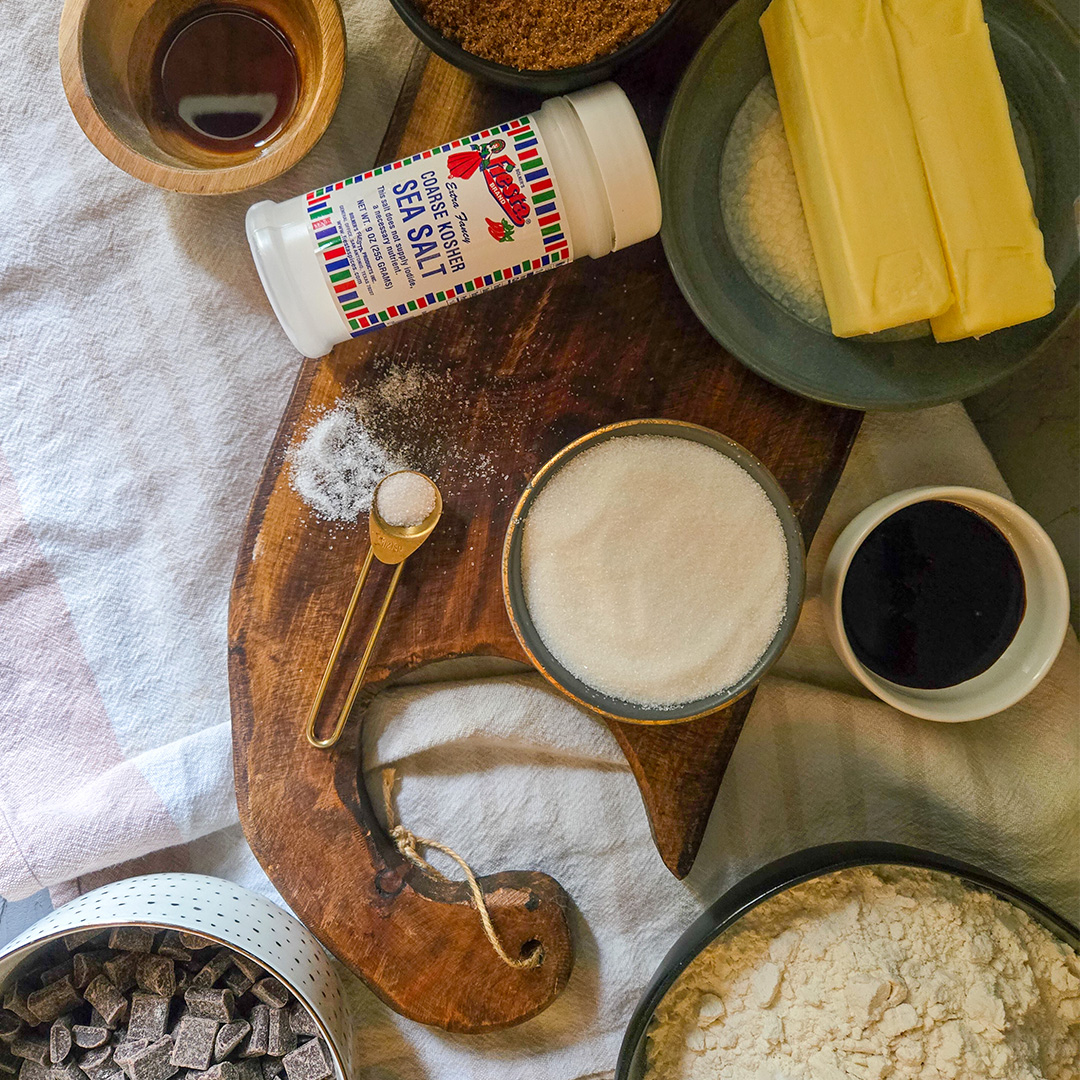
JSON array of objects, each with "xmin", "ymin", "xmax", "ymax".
[
  {"xmin": 0, "ymin": 874, "xmax": 350, "ymax": 1079},
  {"xmin": 822, "ymin": 486, "xmax": 1069, "ymax": 722}
]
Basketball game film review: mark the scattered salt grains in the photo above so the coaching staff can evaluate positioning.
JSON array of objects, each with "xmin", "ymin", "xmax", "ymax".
[
  {"xmin": 375, "ymin": 472, "xmax": 437, "ymax": 527},
  {"xmin": 286, "ymin": 359, "xmax": 525, "ymax": 524},
  {"xmin": 520, "ymin": 435, "xmax": 789, "ymax": 707},
  {"xmin": 287, "ymin": 402, "xmax": 405, "ymax": 523},
  {"xmin": 645, "ymin": 866, "xmax": 1080, "ymax": 1080}
]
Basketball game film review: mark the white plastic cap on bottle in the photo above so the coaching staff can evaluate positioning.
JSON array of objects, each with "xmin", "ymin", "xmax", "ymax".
[{"xmin": 563, "ymin": 83, "xmax": 662, "ymax": 253}]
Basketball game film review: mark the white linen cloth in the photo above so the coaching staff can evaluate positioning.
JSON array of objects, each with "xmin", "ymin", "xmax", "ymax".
[
  {"xmin": 0, "ymin": 3, "xmax": 1076, "ymax": 1080},
  {"xmin": 0, "ymin": 0, "xmax": 415, "ymax": 895}
]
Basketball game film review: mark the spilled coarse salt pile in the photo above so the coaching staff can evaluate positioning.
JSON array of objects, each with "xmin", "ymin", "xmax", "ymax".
[
  {"xmin": 287, "ymin": 402, "xmax": 405, "ymax": 522},
  {"xmin": 375, "ymin": 471, "xmax": 437, "ymax": 527},
  {"xmin": 520, "ymin": 435, "xmax": 789, "ymax": 708},
  {"xmin": 645, "ymin": 866, "xmax": 1080, "ymax": 1080},
  {"xmin": 721, "ymin": 76, "xmax": 829, "ymax": 330}
]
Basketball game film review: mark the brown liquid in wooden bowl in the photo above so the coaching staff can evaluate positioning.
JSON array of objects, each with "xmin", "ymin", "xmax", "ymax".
[
  {"xmin": 60, "ymin": 0, "xmax": 344, "ymax": 192},
  {"xmin": 153, "ymin": 6, "xmax": 300, "ymax": 153}
]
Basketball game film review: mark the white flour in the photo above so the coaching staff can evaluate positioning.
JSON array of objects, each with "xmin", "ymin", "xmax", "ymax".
[{"xmin": 646, "ymin": 867, "xmax": 1080, "ymax": 1080}]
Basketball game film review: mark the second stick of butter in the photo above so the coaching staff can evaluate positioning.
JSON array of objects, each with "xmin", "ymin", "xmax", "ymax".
[
  {"xmin": 760, "ymin": 0, "xmax": 952, "ymax": 337},
  {"xmin": 883, "ymin": 0, "xmax": 1055, "ymax": 342}
]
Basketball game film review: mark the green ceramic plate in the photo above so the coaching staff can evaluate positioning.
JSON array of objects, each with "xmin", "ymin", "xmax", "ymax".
[{"xmin": 659, "ymin": 0, "xmax": 1079, "ymax": 411}]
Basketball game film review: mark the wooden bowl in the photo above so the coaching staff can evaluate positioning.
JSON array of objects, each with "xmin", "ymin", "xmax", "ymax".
[{"xmin": 58, "ymin": 0, "xmax": 346, "ymax": 194}]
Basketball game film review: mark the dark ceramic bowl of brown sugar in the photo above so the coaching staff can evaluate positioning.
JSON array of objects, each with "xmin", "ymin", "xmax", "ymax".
[{"xmin": 387, "ymin": 0, "xmax": 688, "ymax": 94}]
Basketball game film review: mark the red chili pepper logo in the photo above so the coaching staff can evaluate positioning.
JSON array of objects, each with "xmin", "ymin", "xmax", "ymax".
[{"xmin": 486, "ymin": 217, "xmax": 515, "ymax": 242}]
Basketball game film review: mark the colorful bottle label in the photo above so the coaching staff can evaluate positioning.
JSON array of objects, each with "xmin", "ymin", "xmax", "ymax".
[{"xmin": 304, "ymin": 117, "xmax": 571, "ymax": 337}]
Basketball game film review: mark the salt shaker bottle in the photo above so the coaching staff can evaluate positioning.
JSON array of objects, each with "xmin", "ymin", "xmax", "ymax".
[{"xmin": 246, "ymin": 82, "xmax": 662, "ymax": 357}]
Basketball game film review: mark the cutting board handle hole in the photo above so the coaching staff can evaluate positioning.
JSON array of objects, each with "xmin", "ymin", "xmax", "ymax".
[{"xmin": 519, "ymin": 939, "xmax": 543, "ymax": 965}]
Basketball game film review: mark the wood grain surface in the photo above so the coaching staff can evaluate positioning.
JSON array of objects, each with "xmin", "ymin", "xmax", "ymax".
[{"xmin": 230, "ymin": 0, "xmax": 861, "ymax": 1032}]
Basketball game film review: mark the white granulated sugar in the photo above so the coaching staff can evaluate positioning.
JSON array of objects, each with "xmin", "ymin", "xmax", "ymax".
[
  {"xmin": 646, "ymin": 866, "xmax": 1080, "ymax": 1080},
  {"xmin": 520, "ymin": 435, "xmax": 789, "ymax": 707},
  {"xmin": 288, "ymin": 402, "xmax": 404, "ymax": 523},
  {"xmin": 721, "ymin": 77, "xmax": 830, "ymax": 330},
  {"xmin": 376, "ymin": 471, "xmax": 436, "ymax": 527}
]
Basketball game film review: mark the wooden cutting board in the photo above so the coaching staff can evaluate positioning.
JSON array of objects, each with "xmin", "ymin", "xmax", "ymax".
[{"xmin": 229, "ymin": 0, "xmax": 861, "ymax": 1034}]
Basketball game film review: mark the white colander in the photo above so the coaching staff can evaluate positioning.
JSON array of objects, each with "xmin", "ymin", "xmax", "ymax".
[{"xmin": 0, "ymin": 873, "xmax": 350, "ymax": 1080}]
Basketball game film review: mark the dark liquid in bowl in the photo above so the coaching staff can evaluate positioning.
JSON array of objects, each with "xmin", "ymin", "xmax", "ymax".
[
  {"xmin": 841, "ymin": 500, "xmax": 1025, "ymax": 689},
  {"xmin": 153, "ymin": 6, "xmax": 299, "ymax": 153}
]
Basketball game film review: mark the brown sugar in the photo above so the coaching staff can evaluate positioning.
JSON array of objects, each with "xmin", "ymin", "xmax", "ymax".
[{"xmin": 413, "ymin": 0, "xmax": 673, "ymax": 70}]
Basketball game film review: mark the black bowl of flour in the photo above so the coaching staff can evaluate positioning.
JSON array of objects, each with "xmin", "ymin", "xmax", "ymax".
[{"xmin": 616, "ymin": 841, "xmax": 1080, "ymax": 1080}]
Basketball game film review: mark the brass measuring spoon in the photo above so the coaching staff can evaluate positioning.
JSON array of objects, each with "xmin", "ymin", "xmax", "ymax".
[{"xmin": 305, "ymin": 471, "xmax": 443, "ymax": 749}]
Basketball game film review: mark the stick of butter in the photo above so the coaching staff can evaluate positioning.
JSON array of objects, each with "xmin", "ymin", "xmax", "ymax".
[
  {"xmin": 760, "ymin": 0, "xmax": 953, "ymax": 337},
  {"xmin": 883, "ymin": 0, "xmax": 1055, "ymax": 342}
]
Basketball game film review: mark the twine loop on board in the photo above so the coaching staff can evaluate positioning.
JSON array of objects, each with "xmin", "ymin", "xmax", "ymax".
[{"xmin": 381, "ymin": 768, "xmax": 544, "ymax": 971}]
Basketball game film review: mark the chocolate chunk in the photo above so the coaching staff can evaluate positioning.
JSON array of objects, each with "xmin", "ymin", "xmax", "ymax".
[
  {"xmin": 224, "ymin": 959, "xmax": 260, "ymax": 986},
  {"xmin": 10, "ymin": 1036, "xmax": 49, "ymax": 1066},
  {"xmin": 153, "ymin": 940, "xmax": 188, "ymax": 966},
  {"xmin": 281, "ymin": 1009, "xmax": 312, "ymax": 1042},
  {"xmin": 179, "ymin": 995, "xmax": 231, "ymax": 1026},
  {"xmin": 0, "ymin": 1014, "xmax": 22, "ymax": 1042},
  {"xmin": 258, "ymin": 1061, "xmax": 281, "ymax": 1080},
  {"xmin": 76, "ymin": 1048, "xmax": 111, "ymax": 1073},
  {"xmin": 187, "ymin": 1065, "xmax": 235, "ymax": 1080},
  {"xmin": 126, "ymin": 999, "xmax": 168, "ymax": 1045},
  {"xmin": 71, "ymin": 956, "xmax": 110, "ymax": 994},
  {"xmin": 209, "ymin": 1024, "xmax": 247, "ymax": 1066},
  {"xmin": 75, "ymin": 1055, "xmax": 110, "ymax": 1080},
  {"xmin": 0, "ymin": 1051, "xmax": 17, "ymax": 1079},
  {"xmin": 126, "ymin": 1039, "xmax": 177, "ymax": 1080},
  {"xmin": 173, "ymin": 940, "xmax": 211, "ymax": 956},
  {"xmin": 133, "ymin": 962, "xmax": 173, "ymax": 1003},
  {"xmin": 3, "ymin": 987, "xmax": 36, "ymax": 1028},
  {"xmin": 105, "ymin": 934, "xmax": 152, "ymax": 958},
  {"xmin": 233, "ymin": 1062, "xmax": 259, "ymax": 1080},
  {"xmin": 247, "ymin": 984, "xmax": 286, "ymax": 1013},
  {"xmin": 280, "ymin": 1041, "xmax": 331, "ymax": 1080},
  {"xmin": 167, "ymin": 1020, "xmax": 219, "ymax": 1075},
  {"xmin": 85, "ymin": 1014, "xmax": 115, "ymax": 1037},
  {"xmin": 217, "ymin": 975, "xmax": 248, "ymax": 1003},
  {"xmin": 50, "ymin": 1061, "xmax": 82, "ymax": 1080},
  {"xmin": 82, "ymin": 983, "xmax": 124, "ymax": 1030},
  {"xmin": 100, "ymin": 959, "xmax": 137, "ymax": 998},
  {"xmin": 70, "ymin": 1030, "xmax": 107, "ymax": 1052},
  {"xmin": 39, "ymin": 966, "xmax": 72, "ymax": 990},
  {"xmin": 110, "ymin": 1042, "xmax": 147, "ymax": 1073},
  {"xmin": 188, "ymin": 956, "xmax": 231, "ymax": 994},
  {"xmin": 27, "ymin": 983, "xmax": 81, "ymax": 1026},
  {"xmin": 49, "ymin": 1019, "xmax": 72, "ymax": 1065},
  {"xmin": 19, "ymin": 1063, "xmax": 48, "ymax": 1080},
  {"xmin": 76, "ymin": 1051, "xmax": 116, "ymax": 1080},
  {"xmin": 235, "ymin": 1010, "xmax": 266, "ymax": 1060},
  {"xmin": 263, "ymin": 1014, "xmax": 292, "ymax": 1061},
  {"xmin": 62, "ymin": 934, "xmax": 100, "ymax": 956}
]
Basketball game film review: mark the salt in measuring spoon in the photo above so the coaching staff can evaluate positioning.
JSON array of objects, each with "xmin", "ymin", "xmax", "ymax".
[{"xmin": 305, "ymin": 471, "xmax": 442, "ymax": 748}]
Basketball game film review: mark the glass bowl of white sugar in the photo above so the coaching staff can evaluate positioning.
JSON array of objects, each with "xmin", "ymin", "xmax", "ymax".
[{"xmin": 501, "ymin": 419, "xmax": 805, "ymax": 723}]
